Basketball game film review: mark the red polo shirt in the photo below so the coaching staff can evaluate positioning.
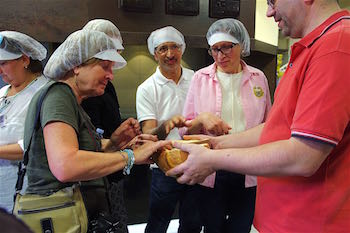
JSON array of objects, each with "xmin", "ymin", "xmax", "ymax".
[{"xmin": 255, "ymin": 10, "xmax": 350, "ymax": 232}]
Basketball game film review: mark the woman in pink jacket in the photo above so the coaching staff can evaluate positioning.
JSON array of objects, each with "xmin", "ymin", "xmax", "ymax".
[{"xmin": 182, "ymin": 18, "xmax": 271, "ymax": 233}]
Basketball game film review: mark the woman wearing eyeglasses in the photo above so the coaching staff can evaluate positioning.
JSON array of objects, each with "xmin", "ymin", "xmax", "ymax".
[
  {"xmin": 181, "ymin": 18, "xmax": 271, "ymax": 233},
  {"xmin": 0, "ymin": 31, "xmax": 49, "ymax": 212}
]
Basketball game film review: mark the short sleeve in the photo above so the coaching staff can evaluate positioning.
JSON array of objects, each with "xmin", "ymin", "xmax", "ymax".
[
  {"xmin": 40, "ymin": 84, "xmax": 80, "ymax": 132},
  {"xmin": 136, "ymin": 84, "xmax": 157, "ymax": 122},
  {"xmin": 291, "ymin": 51, "xmax": 350, "ymax": 145}
]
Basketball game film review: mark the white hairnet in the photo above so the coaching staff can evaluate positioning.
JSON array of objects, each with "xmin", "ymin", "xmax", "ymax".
[
  {"xmin": 44, "ymin": 29, "xmax": 121, "ymax": 81},
  {"xmin": 83, "ymin": 19, "xmax": 124, "ymax": 50},
  {"xmin": 206, "ymin": 18, "xmax": 250, "ymax": 57},
  {"xmin": 83, "ymin": 19, "xmax": 127, "ymax": 69},
  {"xmin": 0, "ymin": 31, "xmax": 47, "ymax": 61},
  {"xmin": 147, "ymin": 26, "xmax": 186, "ymax": 55}
]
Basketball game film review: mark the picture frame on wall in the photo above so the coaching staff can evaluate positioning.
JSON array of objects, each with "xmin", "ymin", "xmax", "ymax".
[
  {"xmin": 209, "ymin": 0, "xmax": 240, "ymax": 18},
  {"xmin": 165, "ymin": 0, "xmax": 199, "ymax": 16},
  {"xmin": 120, "ymin": 0, "xmax": 153, "ymax": 13}
]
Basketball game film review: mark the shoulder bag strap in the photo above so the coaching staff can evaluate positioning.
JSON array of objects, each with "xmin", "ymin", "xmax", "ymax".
[{"xmin": 14, "ymin": 82, "xmax": 61, "ymax": 196}]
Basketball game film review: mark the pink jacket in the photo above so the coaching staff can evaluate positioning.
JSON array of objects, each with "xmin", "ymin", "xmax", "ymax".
[{"xmin": 182, "ymin": 61, "xmax": 272, "ymax": 187}]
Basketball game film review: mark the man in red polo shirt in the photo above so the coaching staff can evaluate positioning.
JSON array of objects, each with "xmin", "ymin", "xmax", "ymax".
[{"xmin": 167, "ymin": 0, "xmax": 350, "ymax": 232}]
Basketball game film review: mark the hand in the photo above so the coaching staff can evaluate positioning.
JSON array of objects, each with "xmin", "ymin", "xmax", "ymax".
[
  {"xmin": 110, "ymin": 118, "xmax": 141, "ymax": 150},
  {"xmin": 156, "ymin": 115, "xmax": 191, "ymax": 140},
  {"xmin": 164, "ymin": 115, "xmax": 191, "ymax": 134},
  {"xmin": 166, "ymin": 141, "xmax": 215, "ymax": 185},
  {"xmin": 133, "ymin": 140, "xmax": 172, "ymax": 165},
  {"xmin": 121, "ymin": 134, "xmax": 158, "ymax": 150},
  {"xmin": 196, "ymin": 112, "xmax": 231, "ymax": 136},
  {"xmin": 183, "ymin": 134, "xmax": 222, "ymax": 149}
]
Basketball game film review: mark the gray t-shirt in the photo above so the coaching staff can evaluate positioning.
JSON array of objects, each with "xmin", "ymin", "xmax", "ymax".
[{"xmin": 24, "ymin": 81, "xmax": 103, "ymax": 195}]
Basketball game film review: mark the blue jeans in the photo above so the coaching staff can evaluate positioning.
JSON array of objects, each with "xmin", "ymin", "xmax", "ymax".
[{"xmin": 145, "ymin": 168, "xmax": 201, "ymax": 233}]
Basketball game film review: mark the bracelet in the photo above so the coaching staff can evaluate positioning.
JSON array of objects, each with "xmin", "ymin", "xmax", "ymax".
[{"xmin": 122, "ymin": 149, "xmax": 135, "ymax": 175}]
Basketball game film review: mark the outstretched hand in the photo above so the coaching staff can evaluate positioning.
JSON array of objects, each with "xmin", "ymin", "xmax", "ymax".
[
  {"xmin": 164, "ymin": 115, "xmax": 191, "ymax": 134},
  {"xmin": 196, "ymin": 112, "xmax": 231, "ymax": 136},
  {"xmin": 156, "ymin": 115, "xmax": 191, "ymax": 140},
  {"xmin": 120, "ymin": 134, "xmax": 158, "ymax": 150},
  {"xmin": 133, "ymin": 140, "xmax": 172, "ymax": 165},
  {"xmin": 110, "ymin": 118, "xmax": 141, "ymax": 150}
]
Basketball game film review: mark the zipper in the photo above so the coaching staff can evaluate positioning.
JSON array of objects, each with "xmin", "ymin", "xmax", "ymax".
[{"xmin": 18, "ymin": 201, "xmax": 75, "ymax": 215}]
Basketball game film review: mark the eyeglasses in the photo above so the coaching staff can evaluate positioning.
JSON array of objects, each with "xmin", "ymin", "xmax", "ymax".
[
  {"xmin": 155, "ymin": 44, "xmax": 182, "ymax": 55},
  {"xmin": 208, "ymin": 43, "xmax": 237, "ymax": 56},
  {"xmin": 267, "ymin": 0, "xmax": 276, "ymax": 7}
]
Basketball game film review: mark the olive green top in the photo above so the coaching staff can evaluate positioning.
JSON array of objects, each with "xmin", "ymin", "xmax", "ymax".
[{"xmin": 24, "ymin": 81, "xmax": 103, "ymax": 195}]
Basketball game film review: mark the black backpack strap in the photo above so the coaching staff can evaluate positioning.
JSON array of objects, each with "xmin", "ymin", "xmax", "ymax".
[{"xmin": 14, "ymin": 82, "xmax": 62, "ymax": 197}]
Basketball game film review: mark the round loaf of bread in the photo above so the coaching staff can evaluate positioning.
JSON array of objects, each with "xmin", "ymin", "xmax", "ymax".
[{"xmin": 153, "ymin": 139, "xmax": 210, "ymax": 173}]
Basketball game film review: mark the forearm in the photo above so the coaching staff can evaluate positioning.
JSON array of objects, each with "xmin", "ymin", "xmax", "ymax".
[
  {"xmin": 101, "ymin": 139, "xmax": 117, "ymax": 152},
  {"xmin": 214, "ymin": 124, "xmax": 264, "ymax": 149},
  {"xmin": 142, "ymin": 119, "xmax": 168, "ymax": 140},
  {"xmin": 148, "ymin": 123, "xmax": 168, "ymax": 140},
  {"xmin": 49, "ymin": 150, "xmax": 127, "ymax": 182},
  {"xmin": 211, "ymin": 137, "xmax": 331, "ymax": 177},
  {"xmin": 0, "ymin": 143, "xmax": 23, "ymax": 160}
]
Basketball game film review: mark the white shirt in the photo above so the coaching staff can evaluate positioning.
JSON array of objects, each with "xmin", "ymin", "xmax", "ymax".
[
  {"xmin": 0, "ymin": 75, "xmax": 49, "ymax": 212},
  {"xmin": 216, "ymin": 70, "xmax": 246, "ymax": 134},
  {"xmin": 136, "ymin": 67, "xmax": 194, "ymax": 168},
  {"xmin": 136, "ymin": 66, "xmax": 194, "ymax": 140}
]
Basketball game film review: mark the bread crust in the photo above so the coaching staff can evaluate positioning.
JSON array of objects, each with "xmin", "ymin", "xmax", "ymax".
[{"xmin": 153, "ymin": 139, "xmax": 210, "ymax": 173}]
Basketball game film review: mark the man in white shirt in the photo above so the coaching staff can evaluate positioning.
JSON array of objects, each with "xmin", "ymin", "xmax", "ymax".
[{"xmin": 136, "ymin": 26, "xmax": 201, "ymax": 233}]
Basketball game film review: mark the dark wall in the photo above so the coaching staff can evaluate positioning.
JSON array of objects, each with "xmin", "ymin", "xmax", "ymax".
[
  {"xmin": 86, "ymin": 0, "xmax": 256, "ymax": 48},
  {"xmin": 0, "ymin": 0, "xmax": 256, "ymax": 47},
  {"xmin": 0, "ymin": 0, "xmax": 88, "ymax": 42}
]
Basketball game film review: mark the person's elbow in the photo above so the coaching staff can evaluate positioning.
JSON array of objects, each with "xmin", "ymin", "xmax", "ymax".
[
  {"xmin": 295, "ymin": 162, "xmax": 322, "ymax": 177},
  {"xmin": 48, "ymin": 160, "xmax": 76, "ymax": 182},
  {"xmin": 289, "ymin": 137, "xmax": 333, "ymax": 177},
  {"xmin": 292, "ymin": 152, "xmax": 330, "ymax": 177}
]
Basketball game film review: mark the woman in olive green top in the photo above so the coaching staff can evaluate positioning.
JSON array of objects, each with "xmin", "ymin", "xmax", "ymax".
[{"xmin": 23, "ymin": 29, "xmax": 169, "ymax": 226}]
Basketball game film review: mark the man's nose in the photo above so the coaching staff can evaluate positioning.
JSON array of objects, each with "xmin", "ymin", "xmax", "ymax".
[{"xmin": 266, "ymin": 5, "xmax": 276, "ymax": 18}]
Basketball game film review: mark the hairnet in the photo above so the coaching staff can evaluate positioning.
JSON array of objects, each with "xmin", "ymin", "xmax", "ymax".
[
  {"xmin": 83, "ymin": 19, "xmax": 127, "ymax": 69},
  {"xmin": 83, "ymin": 19, "xmax": 124, "ymax": 50},
  {"xmin": 206, "ymin": 18, "xmax": 250, "ymax": 57},
  {"xmin": 147, "ymin": 26, "xmax": 186, "ymax": 55},
  {"xmin": 0, "ymin": 31, "xmax": 47, "ymax": 61},
  {"xmin": 44, "ymin": 29, "xmax": 122, "ymax": 81}
]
